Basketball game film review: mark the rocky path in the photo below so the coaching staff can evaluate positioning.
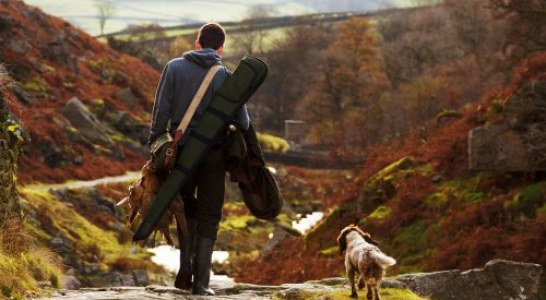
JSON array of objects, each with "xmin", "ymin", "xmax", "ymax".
[
  {"xmin": 37, "ymin": 260, "xmax": 543, "ymax": 300},
  {"xmin": 39, "ymin": 280, "xmax": 345, "ymax": 300}
]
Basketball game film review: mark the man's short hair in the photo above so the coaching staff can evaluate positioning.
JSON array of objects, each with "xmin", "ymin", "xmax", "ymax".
[{"xmin": 197, "ymin": 23, "xmax": 226, "ymax": 50}]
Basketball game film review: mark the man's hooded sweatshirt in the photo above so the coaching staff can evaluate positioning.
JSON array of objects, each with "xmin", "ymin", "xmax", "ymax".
[{"xmin": 149, "ymin": 48, "xmax": 250, "ymax": 145}]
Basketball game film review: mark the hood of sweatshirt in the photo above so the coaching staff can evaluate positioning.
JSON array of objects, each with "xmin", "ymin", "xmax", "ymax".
[{"xmin": 183, "ymin": 48, "xmax": 222, "ymax": 68}]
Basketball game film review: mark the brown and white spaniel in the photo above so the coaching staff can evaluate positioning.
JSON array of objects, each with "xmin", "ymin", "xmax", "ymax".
[{"xmin": 337, "ymin": 225, "xmax": 396, "ymax": 299}]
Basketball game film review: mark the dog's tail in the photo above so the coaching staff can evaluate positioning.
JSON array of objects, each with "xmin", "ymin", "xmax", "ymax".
[{"xmin": 370, "ymin": 251, "xmax": 396, "ymax": 268}]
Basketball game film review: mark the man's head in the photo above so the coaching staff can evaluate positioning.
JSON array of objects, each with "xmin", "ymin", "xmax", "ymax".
[{"xmin": 196, "ymin": 23, "xmax": 226, "ymax": 54}]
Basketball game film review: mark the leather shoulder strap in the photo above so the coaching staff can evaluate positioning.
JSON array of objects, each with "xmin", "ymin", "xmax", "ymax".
[{"xmin": 176, "ymin": 65, "xmax": 223, "ymax": 133}]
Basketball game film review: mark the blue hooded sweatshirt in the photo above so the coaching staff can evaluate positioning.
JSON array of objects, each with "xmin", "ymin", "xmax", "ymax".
[{"xmin": 148, "ymin": 48, "xmax": 250, "ymax": 145}]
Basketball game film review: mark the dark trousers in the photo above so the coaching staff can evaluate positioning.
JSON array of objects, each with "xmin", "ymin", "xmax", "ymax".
[{"xmin": 180, "ymin": 146, "xmax": 226, "ymax": 239}]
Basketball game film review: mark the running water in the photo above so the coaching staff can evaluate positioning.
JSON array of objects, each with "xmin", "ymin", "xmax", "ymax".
[
  {"xmin": 292, "ymin": 212, "xmax": 324, "ymax": 234},
  {"xmin": 149, "ymin": 246, "xmax": 229, "ymax": 273}
]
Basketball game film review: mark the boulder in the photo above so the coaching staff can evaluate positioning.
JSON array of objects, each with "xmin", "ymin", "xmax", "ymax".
[
  {"xmin": 113, "ymin": 111, "xmax": 149, "ymax": 145},
  {"xmin": 469, "ymin": 81, "xmax": 546, "ymax": 172},
  {"xmin": 80, "ymin": 262, "xmax": 101, "ymax": 275},
  {"xmin": 0, "ymin": 13, "xmax": 15, "ymax": 31},
  {"xmin": 468, "ymin": 125, "xmax": 535, "ymax": 171},
  {"xmin": 132, "ymin": 269, "xmax": 149, "ymax": 286},
  {"xmin": 115, "ymin": 87, "xmax": 138, "ymax": 109},
  {"xmin": 61, "ymin": 275, "xmax": 81, "ymax": 290},
  {"xmin": 93, "ymin": 102, "xmax": 148, "ymax": 146},
  {"xmin": 7, "ymin": 40, "xmax": 31, "ymax": 54},
  {"xmin": 35, "ymin": 140, "xmax": 64, "ymax": 168},
  {"xmin": 388, "ymin": 259, "xmax": 543, "ymax": 300},
  {"xmin": 104, "ymin": 272, "xmax": 136, "ymax": 287},
  {"xmin": 59, "ymin": 97, "xmax": 115, "ymax": 147}
]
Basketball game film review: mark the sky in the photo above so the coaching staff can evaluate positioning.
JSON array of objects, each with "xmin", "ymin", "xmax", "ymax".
[{"xmin": 22, "ymin": 0, "xmax": 407, "ymax": 36}]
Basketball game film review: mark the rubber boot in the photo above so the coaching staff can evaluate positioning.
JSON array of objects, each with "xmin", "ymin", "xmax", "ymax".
[
  {"xmin": 174, "ymin": 216, "xmax": 196, "ymax": 290},
  {"xmin": 191, "ymin": 236, "xmax": 216, "ymax": 296}
]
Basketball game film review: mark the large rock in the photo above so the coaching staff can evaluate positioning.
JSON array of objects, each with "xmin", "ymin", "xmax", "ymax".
[
  {"xmin": 387, "ymin": 259, "xmax": 543, "ymax": 300},
  {"xmin": 104, "ymin": 272, "xmax": 136, "ymax": 287},
  {"xmin": 468, "ymin": 125, "xmax": 536, "ymax": 171},
  {"xmin": 61, "ymin": 275, "xmax": 81, "ymax": 290},
  {"xmin": 59, "ymin": 97, "xmax": 115, "ymax": 147},
  {"xmin": 94, "ymin": 102, "xmax": 149, "ymax": 146},
  {"xmin": 7, "ymin": 40, "xmax": 31, "ymax": 54},
  {"xmin": 115, "ymin": 87, "xmax": 138, "ymax": 109},
  {"xmin": 46, "ymin": 33, "xmax": 79, "ymax": 73},
  {"xmin": 469, "ymin": 81, "xmax": 546, "ymax": 172}
]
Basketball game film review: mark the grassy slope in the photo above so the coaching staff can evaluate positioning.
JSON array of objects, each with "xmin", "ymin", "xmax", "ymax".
[{"xmin": 232, "ymin": 53, "xmax": 546, "ymax": 286}]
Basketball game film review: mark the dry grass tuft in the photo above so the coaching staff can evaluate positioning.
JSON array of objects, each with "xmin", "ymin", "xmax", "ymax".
[{"xmin": 0, "ymin": 219, "xmax": 61, "ymax": 299}]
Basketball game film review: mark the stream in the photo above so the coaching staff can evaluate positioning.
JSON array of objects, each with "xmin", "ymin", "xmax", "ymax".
[{"xmin": 148, "ymin": 212, "xmax": 324, "ymax": 275}]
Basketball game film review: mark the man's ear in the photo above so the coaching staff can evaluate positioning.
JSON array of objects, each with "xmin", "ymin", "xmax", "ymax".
[{"xmin": 195, "ymin": 40, "xmax": 202, "ymax": 50}]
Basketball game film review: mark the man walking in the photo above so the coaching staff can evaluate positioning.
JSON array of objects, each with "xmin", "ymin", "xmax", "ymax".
[{"xmin": 148, "ymin": 23, "xmax": 249, "ymax": 296}]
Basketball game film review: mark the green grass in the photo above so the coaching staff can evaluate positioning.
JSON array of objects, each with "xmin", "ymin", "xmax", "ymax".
[
  {"xmin": 504, "ymin": 182, "xmax": 545, "ymax": 217},
  {"xmin": 0, "ymin": 221, "xmax": 61, "ymax": 300},
  {"xmin": 425, "ymin": 175, "xmax": 489, "ymax": 210},
  {"xmin": 21, "ymin": 75, "xmax": 50, "ymax": 94},
  {"xmin": 274, "ymin": 288, "xmax": 428, "ymax": 300},
  {"xmin": 19, "ymin": 189, "xmax": 153, "ymax": 272},
  {"xmin": 367, "ymin": 205, "xmax": 391, "ymax": 220}
]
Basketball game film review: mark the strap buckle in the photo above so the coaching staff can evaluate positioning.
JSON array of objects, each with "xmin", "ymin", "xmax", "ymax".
[{"xmin": 166, "ymin": 148, "xmax": 174, "ymax": 157}]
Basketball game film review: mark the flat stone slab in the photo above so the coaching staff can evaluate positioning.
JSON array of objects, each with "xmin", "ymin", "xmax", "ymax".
[{"xmin": 41, "ymin": 285, "xmax": 274, "ymax": 300}]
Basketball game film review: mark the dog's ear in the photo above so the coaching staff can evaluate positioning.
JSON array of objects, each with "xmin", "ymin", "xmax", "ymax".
[
  {"xmin": 362, "ymin": 233, "xmax": 380, "ymax": 246},
  {"xmin": 337, "ymin": 230, "xmax": 348, "ymax": 256}
]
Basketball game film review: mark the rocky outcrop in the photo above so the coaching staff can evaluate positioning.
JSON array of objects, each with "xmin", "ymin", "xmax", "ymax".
[
  {"xmin": 115, "ymin": 87, "xmax": 138, "ymax": 109},
  {"xmin": 469, "ymin": 81, "xmax": 546, "ymax": 172},
  {"xmin": 383, "ymin": 259, "xmax": 543, "ymax": 300},
  {"xmin": 468, "ymin": 125, "xmax": 534, "ymax": 171},
  {"xmin": 59, "ymin": 97, "xmax": 115, "ymax": 147}
]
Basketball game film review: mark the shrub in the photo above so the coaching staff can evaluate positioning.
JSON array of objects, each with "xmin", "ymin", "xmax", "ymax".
[{"xmin": 257, "ymin": 132, "xmax": 289, "ymax": 153}]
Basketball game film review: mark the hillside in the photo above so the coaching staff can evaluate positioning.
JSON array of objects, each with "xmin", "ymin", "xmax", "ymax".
[
  {"xmin": 0, "ymin": 1, "xmax": 168, "ymax": 297},
  {"xmin": 0, "ymin": 0, "xmax": 158, "ymax": 184},
  {"xmin": 232, "ymin": 52, "xmax": 546, "ymax": 289}
]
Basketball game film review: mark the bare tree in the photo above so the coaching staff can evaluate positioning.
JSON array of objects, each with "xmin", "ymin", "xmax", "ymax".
[
  {"xmin": 444, "ymin": 0, "xmax": 497, "ymax": 67},
  {"xmin": 95, "ymin": 0, "xmax": 115, "ymax": 35},
  {"xmin": 489, "ymin": 0, "xmax": 546, "ymax": 62},
  {"xmin": 233, "ymin": 5, "xmax": 275, "ymax": 55}
]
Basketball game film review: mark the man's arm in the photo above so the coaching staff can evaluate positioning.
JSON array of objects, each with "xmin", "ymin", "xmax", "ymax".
[
  {"xmin": 149, "ymin": 63, "xmax": 175, "ymax": 144},
  {"xmin": 234, "ymin": 104, "xmax": 250, "ymax": 131}
]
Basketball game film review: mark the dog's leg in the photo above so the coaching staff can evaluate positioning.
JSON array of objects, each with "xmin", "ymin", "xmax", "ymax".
[
  {"xmin": 366, "ymin": 283, "xmax": 373, "ymax": 300},
  {"xmin": 348, "ymin": 268, "xmax": 357, "ymax": 298},
  {"xmin": 374, "ymin": 283, "xmax": 381, "ymax": 300},
  {"xmin": 357, "ymin": 275, "xmax": 365, "ymax": 290}
]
